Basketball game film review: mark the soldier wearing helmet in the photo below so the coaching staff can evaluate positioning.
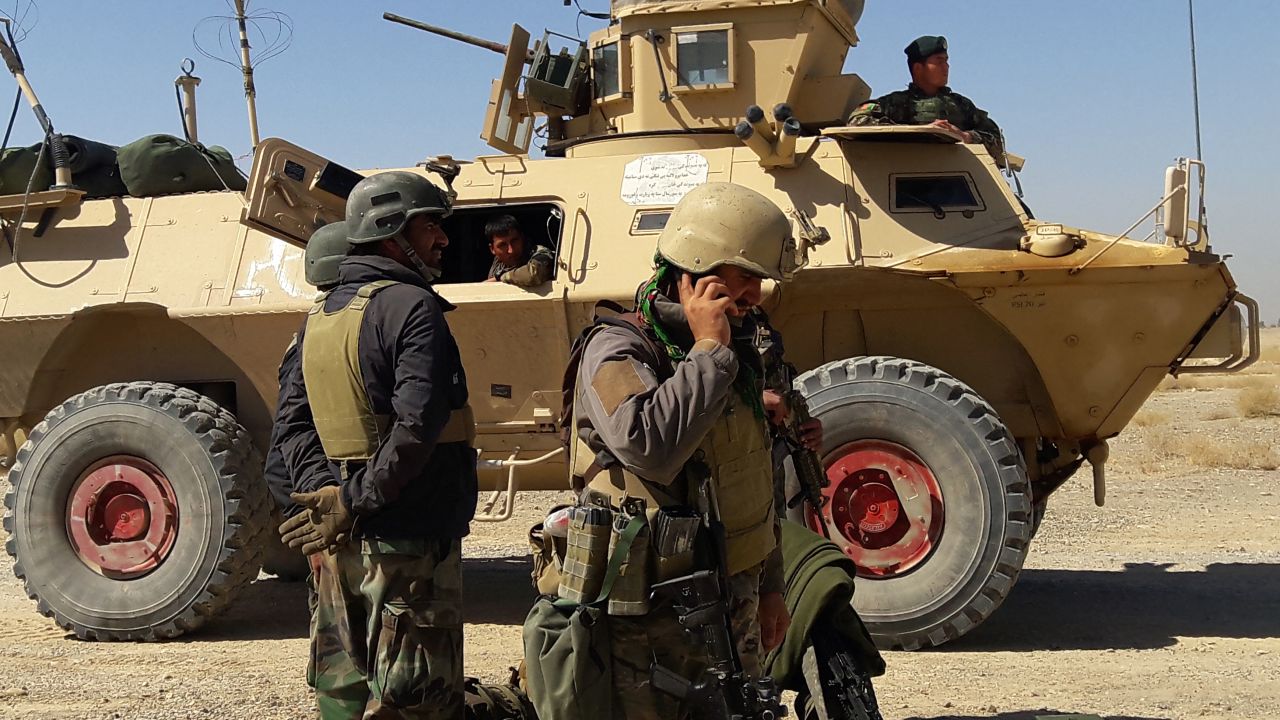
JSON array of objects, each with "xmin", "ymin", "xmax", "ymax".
[
  {"xmin": 275, "ymin": 171, "xmax": 477, "ymax": 719},
  {"xmin": 563, "ymin": 182, "xmax": 793, "ymax": 719},
  {"xmin": 264, "ymin": 220, "xmax": 351, "ymax": 522}
]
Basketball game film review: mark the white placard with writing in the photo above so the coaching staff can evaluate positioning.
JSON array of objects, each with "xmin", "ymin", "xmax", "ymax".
[{"xmin": 619, "ymin": 153, "xmax": 709, "ymax": 206}]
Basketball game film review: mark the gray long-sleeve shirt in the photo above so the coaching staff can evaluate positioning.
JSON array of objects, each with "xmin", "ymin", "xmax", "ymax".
[{"xmin": 574, "ymin": 322, "xmax": 784, "ymax": 593}]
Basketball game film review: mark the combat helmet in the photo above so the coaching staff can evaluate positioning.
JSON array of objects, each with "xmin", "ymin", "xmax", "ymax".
[
  {"xmin": 304, "ymin": 221, "xmax": 350, "ymax": 288},
  {"xmin": 345, "ymin": 170, "xmax": 452, "ymax": 279},
  {"xmin": 656, "ymin": 182, "xmax": 792, "ymax": 281}
]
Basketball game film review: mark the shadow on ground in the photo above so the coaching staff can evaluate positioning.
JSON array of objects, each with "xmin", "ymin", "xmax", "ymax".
[
  {"xmin": 947, "ymin": 562, "xmax": 1280, "ymax": 652},
  {"xmin": 198, "ymin": 555, "xmax": 534, "ymax": 642},
  {"xmin": 906, "ymin": 707, "xmax": 1167, "ymax": 712}
]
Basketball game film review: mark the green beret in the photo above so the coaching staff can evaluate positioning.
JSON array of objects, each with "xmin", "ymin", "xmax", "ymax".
[{"xmin": 905, "ymin": 35, "xmax": 947, "ymax": 63}]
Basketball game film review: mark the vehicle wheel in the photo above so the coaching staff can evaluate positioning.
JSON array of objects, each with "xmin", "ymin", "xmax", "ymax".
[
  {"xmin": 2, "ymin": 381, "xmax": 270, "ymax": 640},
  {"xmin": 797, "ymin": 356, "xmax": 1032, "ymax": 650}
]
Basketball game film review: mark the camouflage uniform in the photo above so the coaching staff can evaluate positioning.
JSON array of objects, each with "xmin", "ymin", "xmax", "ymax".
[
  {"xmin": 849, "ymin": 83, "xmax": 1004, "ymax": 163},
  {"xmin": 309, "ymin": 539, "xmax": 464, "ymax": 720},
  {"xmin": 488, "ymin": 244, "xmax": 554, "ymax": 287}
]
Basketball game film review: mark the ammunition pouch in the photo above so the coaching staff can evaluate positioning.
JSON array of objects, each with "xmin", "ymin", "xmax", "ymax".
[
  {"xmin": 523, "ymin": 514, "xmax": 646, "ymax": 720},
  {"xmin": 528, "ymin": 507, "xmax": 569, "ymax": 596}
]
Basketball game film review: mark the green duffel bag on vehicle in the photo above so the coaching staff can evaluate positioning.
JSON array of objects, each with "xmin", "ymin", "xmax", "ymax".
[
  {"xmin": 0, "ymin": 142, "xmax": 52, "ymax": 195},
  {"xmin": 522, "ymin": 514, "xmax": 644, "ymax": 720},
  {"xmin": 117, "ymin": 133, "xmax": 246, "ymax": 197}
]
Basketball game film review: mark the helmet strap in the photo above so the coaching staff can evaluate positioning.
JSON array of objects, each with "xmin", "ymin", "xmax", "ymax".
[{"xmin": 394, "ymin": 233, "xmax": 442, "ymax": 282}]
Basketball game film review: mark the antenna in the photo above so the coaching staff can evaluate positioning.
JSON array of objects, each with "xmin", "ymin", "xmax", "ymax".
[
  {"xmin": 1187, "ymin": 0, "xmax": 1203, "ymax": 162},
  {"xmin": 193, "ymin": 0, "xmax": 292, "ymax": 153}
]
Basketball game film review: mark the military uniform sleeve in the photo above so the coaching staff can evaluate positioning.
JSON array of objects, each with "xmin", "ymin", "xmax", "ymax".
[
  {"xmin": 343, "ymin": 294, "xmax": 455, "ymax": 516},
  {"xmin": 499, "ymin": 245, "xmax": 555, "ymax": 287},
  {"xmin": 848, "ymin": 100, "xmax": 889, "ymax": 126},
  {"xmin": 580, "ymin": 328, "xmax": 738, "ymax": 484},
  {"xmin": 956, "ymin": 94, "xmax": 1005, "ymax": 164},
  {"xmin": 272, "ymin": 335, "xmax": 338, "ymax": 517}
]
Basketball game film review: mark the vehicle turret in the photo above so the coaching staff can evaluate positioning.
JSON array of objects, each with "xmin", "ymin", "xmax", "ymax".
[{"xmin": 389, "ymin": 0, "xmax": 870, "ymax": 156}]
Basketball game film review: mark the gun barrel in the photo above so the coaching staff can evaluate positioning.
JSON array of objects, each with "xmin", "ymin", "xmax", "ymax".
[{"xmin": 383, "ymin": 12, "xmax": 529, "ymax": 61}]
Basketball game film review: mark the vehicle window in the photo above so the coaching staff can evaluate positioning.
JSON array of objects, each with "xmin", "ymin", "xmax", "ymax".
[
  {"xmin": 437, "ymin": 203, "xmax": 563, "ymax": 285},
  {"xmin": 630, "ymin": 209, "xmax": 671, "ymax": 235},
  {"xmin": 592, "ymin": 42, "xmax": 620, "ymax": 99},
  {"xmin": 675, "ymin": 29, "xmax": 730, "ymax": 85},
  {"xmin": 891, "ymin": 174, "xmax": 985, "ymax": 215}
]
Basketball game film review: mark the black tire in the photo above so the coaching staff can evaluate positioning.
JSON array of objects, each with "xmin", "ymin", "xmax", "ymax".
[
  {"xmin": 798, "ymin": 356, "xmax": 1032, "ymax": 650},
  {"xmin": 2, "ymin": 382, "xmax": 270, "ymax": 640}
]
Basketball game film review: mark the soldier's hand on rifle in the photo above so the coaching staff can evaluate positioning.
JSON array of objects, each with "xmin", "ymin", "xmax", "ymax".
[
  {"xmin": 763, "ymin": 389, "xmax": 788, "ymax": 426},
  {"xmin": 680, "ymin": 273, "xmax": 733, "ymax": 347},
  {"xmin": 759, "ymin": 591, "xmax": 791, "ymax": 652},
  {"xmin": 798, "ymin": 417, "xmax": 823, "ymax": 452}
]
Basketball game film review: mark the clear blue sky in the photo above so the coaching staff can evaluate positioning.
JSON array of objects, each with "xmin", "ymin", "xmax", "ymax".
[{"xmin": 4, "ymin": 0, "xmax": 1278, "ymax": 321}]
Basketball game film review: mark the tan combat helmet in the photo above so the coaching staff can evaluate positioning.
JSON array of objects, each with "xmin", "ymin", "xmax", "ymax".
[{"xmin": 656, "ymin": 182, "xmax": 792, "ymax": 281}]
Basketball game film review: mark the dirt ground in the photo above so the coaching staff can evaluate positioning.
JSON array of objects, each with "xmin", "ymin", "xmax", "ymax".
[{"xmin": 1, "ymin": 334, "xmax": 1277, "ymax": 720}]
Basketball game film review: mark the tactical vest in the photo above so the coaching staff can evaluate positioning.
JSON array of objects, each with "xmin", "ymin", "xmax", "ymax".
[
  {"xmin": 570, "ymin": 322, "xmax": 777, "ymax": 576},
  {"xmin": 302, "ymin": 280, "xmax": 474, "ymax": 463}
]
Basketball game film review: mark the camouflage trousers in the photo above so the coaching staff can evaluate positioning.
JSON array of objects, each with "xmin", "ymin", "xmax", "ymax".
[
  {"xmin": 609, "ymin": 562, "xmax": 764, "ymax": 720},
  {"xmin": 307, "ymin": 537, "xmax": 465, "ymax": 720}
]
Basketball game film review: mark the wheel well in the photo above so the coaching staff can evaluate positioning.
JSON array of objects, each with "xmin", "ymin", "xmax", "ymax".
[
  {"xmin": 770, "ymin": 268, "xmax": 1064, "ymax": 441},
  {"xmin": 16, "ymin": 307, "xmax": 275, "ymax": 449}
]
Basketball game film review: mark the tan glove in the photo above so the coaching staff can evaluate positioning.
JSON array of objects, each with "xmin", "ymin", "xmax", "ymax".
[{"xmin": 278, "ymin": 486, "xmax": 353, "ymax": 555}]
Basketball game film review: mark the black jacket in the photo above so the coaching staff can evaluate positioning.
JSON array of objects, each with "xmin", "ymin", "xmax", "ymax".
[{"xmin": 276, "ymin": 254, "xmax": 477, "ymax": 540}]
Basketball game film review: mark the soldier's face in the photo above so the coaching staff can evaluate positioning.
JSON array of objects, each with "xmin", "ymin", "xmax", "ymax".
[
  {"xmin": 404, "ymin": 214, "xmax": 450, "ymax": 269},
  {"xmin": 711, "ymin": 265, "xmax": 763, "ymax": 318},
  {"xmin": 914, "ymin": 52, "xmax": 949, "ymax": 88},
  {"xmin": 490, "ymin": 231, "xmax": 525, "ymax": 266}
]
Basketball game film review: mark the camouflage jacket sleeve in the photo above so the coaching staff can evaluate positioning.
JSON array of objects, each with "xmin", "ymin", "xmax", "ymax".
[
  {"xmin": 956, "ymin": 94, "xmax": 1005, "ymax": 163},
  {"xmin": 578, "ymin": 327, "xmax": 738, "ymax": 484},
  {"xmin": 499, "ymin": 245, "xmax": 554, "ymax": 287},
  {"xmin": 848, "ymin": 99, "xmax": 890, "ymax": 126},
  {"xmin": 848, "ymin": 91, "xmax": 913, "ymax": 126}
]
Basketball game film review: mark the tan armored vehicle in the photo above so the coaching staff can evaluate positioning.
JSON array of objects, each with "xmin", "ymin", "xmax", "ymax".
[{"xmin": 1, "ymin": 1, "xmax": 1259, "ymax": 650}]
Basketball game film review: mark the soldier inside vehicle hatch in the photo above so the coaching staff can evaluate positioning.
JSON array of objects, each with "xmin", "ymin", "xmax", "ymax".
[
  {"xmin": 484, "ymin": 213, "xmax": 554, "ymax": 287},
  {"xmin": 849, "ymin": 34, "xmax": 1005, "ymax": 164}
]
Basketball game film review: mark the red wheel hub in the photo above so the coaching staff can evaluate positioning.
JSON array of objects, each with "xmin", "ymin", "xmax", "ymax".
[
  {"xmin": 807, "ymin": 440, "xmax": 943, "ymax": 578},
  {"xmin": 66, "ymin": 456, "xmax": 179, "ymax": 579}
]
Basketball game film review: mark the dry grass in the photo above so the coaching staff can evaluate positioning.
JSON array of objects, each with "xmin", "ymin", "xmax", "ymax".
[
  {"xmin": 1237, "ymin": 383, "xmax": 1280, "ymax": 418},
  {"xmin": 1138, "ymin": 431, "xmax": 1279, "ymax": 472},
  {"xmin": 1203, "ymin": 407, "xmax": 1235, "ymax": 421},
  {"xmin": 1159, "ymin": 373, "xmax": 1273, "ymax": 392},
  {"xmin": 1132, "ymin": 408, "xmax": 1171, "ymax": 427}
]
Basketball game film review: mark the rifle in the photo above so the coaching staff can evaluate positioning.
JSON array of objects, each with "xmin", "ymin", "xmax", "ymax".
[
  {"xmin": 754, "ymin": 311, "xmax": 829, "ymax": 527},
  {"xmin": 649, "ymin": 463, "xmax": 787, "ymax": 720},
  {"xmin": 810, "ymin": 620, "xmax": 884, "ymax": 720}
]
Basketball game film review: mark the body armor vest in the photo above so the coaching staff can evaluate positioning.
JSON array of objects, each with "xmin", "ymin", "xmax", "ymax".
[
  {"xmin": 303, "ymin": 280, "xmax": 474, "ymax": 462},
  {"xmin": 572, "ymin": 327, "xmax": 777, "ymax": 576}
]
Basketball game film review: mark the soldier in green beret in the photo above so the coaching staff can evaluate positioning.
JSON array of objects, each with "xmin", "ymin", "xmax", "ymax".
[{"xmin": 850, "ymin": 34, "xmax": 1005, "ymax": 165}]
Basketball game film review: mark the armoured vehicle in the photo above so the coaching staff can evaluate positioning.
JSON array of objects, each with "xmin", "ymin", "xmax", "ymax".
[{"xmin": 0, "ymin": 1, "xmax": 1259, "ymax": 650}]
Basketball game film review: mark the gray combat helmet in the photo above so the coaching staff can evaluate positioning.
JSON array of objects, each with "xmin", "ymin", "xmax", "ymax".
[
  {"xmin": 304, "ymin": 221, "xmax": 350, "ymax": 288},
  {"xmin": 345, "ymin": 171, "xmax": 451, "ymax": 245}
]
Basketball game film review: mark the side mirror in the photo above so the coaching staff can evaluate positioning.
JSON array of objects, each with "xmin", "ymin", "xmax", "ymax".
[{"xmin": 1163, "ymin": 163, "xmax": 1188, "ymax": 244}]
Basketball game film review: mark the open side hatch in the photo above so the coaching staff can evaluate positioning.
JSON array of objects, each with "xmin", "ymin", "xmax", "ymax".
[{"xmin": 241, "ymin": 137, "xmax": 363, "ymax": 247}]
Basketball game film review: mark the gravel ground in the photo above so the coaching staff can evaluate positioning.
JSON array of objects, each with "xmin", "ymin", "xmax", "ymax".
[{"xmin": 0, "ymin": 372, "xmax": 1277, "ymax": 720}]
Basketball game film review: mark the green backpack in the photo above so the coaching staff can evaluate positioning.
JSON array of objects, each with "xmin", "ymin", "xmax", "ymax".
[{"xmin": 522, "ymin": 515, "xmax": 644, "ymax": 720}]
